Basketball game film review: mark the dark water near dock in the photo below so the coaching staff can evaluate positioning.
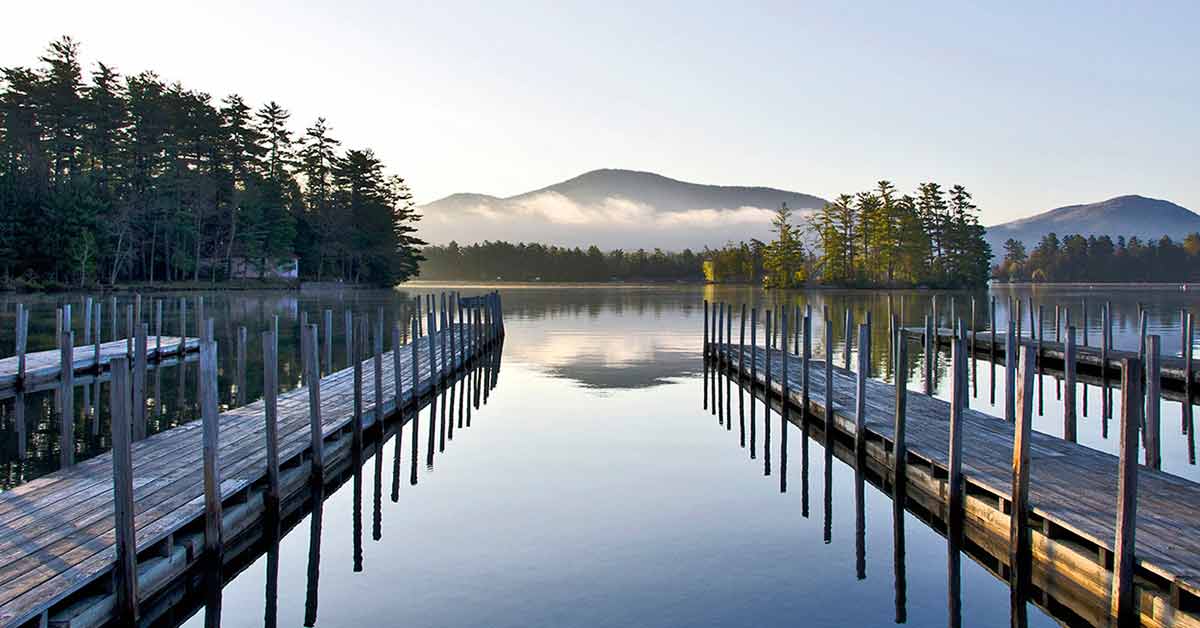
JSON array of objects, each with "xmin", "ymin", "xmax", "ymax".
[{"xmin": 1, "ymin": 284, "xmax": 1198, "ymax": 626}]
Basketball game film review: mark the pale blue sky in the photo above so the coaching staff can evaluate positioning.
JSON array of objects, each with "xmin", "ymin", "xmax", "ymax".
[{"xmin": 4, "ymin": 1, "xmax": 1197, "ymax": 223}]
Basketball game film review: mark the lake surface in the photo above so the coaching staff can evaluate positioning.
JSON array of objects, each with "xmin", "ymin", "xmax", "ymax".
[{"xmin": 1, "ymin": 284, "xmax": 1197, "ymax": 626}]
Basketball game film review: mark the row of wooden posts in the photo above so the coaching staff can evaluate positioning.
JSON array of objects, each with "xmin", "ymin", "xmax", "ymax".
[
  {"xmin": 35, "ymin": 290, "xmax": 504, "ymax": 625},
  {"xmin": 703, "ymin": 298, "xmax": 1149, "ymax": 625}
]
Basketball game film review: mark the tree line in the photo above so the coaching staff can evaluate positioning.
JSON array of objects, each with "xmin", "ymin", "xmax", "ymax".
[
  {"xmin": 420, "ymin": 241, "xmax": 703, "ymax": 282},
  {"xmin": 997, "ymin": 232, "xmax": 1200, "ymax": 283},
  {"xmin": 707, "ymin": 181, "xmax": 992, "ymax": 288},
  {"xmin": 0, "ymin": 37, "xmax": 423, "ymax": 288}
]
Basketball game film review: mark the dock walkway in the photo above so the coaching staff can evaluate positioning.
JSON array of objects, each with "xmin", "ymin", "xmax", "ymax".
[
  {"xmin": 0, "ymin": 323, "xmax": 492, "ymax": 627},
  {"xmin": 715, "ymin": 341, "xmax": 1200, "ymax": 627},
  {"xmin": 0, "ymin": 337, "xmax": 198, "ymax": 396}
]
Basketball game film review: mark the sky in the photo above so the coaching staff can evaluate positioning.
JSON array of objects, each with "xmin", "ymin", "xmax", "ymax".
[{"xmin": 3, "ymin": 1, "xmax": 1197, "ymax": 226}]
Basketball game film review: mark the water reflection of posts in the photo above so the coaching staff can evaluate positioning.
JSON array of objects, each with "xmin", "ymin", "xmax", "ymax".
[
  {"xmin": 781, "ymin": 309, "xmax": 789, "ymax": 494},
  {"xmin": 764, "ymin": 311, "xmax": 773, "ymax": 476},
  {"xmin": 304, "ymin": 476, "xmax": 325, "ymax": 627},
  {"xmin": 947, "ymin": 334, "xmax": 966, "ymax": 628},
  {"xmin": 725, "ymin": 303, "xmax": 732, "ymax": 427},
  {"xmin": 750, "ymin": 307, "xmax": 758, "ymax": 460},
  {"xmin": 198, "ymin": 324, "xmax": 223, "ymax": 624},
  {"xmin": 892, "ymin": 325, "xmax": 908, "ymax": 623},
  {"xmin": 1111, "ymin": 357, "xmax": 1144, "ymax": 626},
  {"xmin": 1010, "ymin": 345, "xmax": 1035, "ymax": 603}
]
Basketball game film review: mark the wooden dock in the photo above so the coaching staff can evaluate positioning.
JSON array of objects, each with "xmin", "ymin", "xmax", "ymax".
[
  {"xmin": 905, "ymin": 327, "xmax": 1200, "ymax": 394},
  {"xmin": 711, "ymin": 339, "xmax": 1200, "ymax": 627},
  {"xmin": 0, "ymin": 293, "xmax": 503, "ymax": 627},
  {"xmin": 0, "ymin": 337, "xmax": 198, "ymax": 396}
]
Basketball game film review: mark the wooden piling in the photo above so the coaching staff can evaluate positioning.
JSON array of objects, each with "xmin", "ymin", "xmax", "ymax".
[
  {"xmin": 1082, "ymin": 299, "xmax": 1089, "ymax": 347},
  {"xmin": 739, "ymin": 304, "xmax": 747, "ymax": 372},
  {"xmin": 990, "ymin": 296, "xmax": 997, "ymax": 358},
  {"xmin": 844, "ymin": 309, "xmax": 853, "ymax": 370},
  {"xmin": 1065, "ymin": 326, "xmax": 1078, "ymax": 441},
  {"xmin": 750, "ymin": 308, "xmax": 758, "ymax": 387},
  {"xmin": 302, "ymin": 324, "xmax": 324, "ymax": 476},
  {"xmin": 93, "ymin": 302, "xmax": 101, "ymax": 370},
  {"xmin": 60, "ymin": 331, "xmax": 75, "ymax": 468},
  {"xmin": 1138, "ymin": 310, "xmax": 1148, "ymax": 369},
  {"xmin": 1102, "ymin": 305, "xmax": 1111, "ymax": 378},
  {"xmin": 15, "ymin": 303, "xmax": 27, "ymax": 387},
  {"xmin": 969, "ymin": 297, "xmax": 976, "ymax": 357},
  {"xmin": 1010, "ymin": 344, "xmax": 1036, "ymax": 591},
  {"xmin": 126, "ymin": 304, "xmax": 134, "ymax": 358},
  {"xmin": 110, "ymin": 296, "xmax": 118, "ymax": 343},
  {"xmin": 323, "ymin": 310, "xmax": 333, "ymax": 373},
  {"xmin": 344, "ymin": 309, "xmax": 353, "ymax": 369},
  {"xmin": 133, "ymin": 323, "xmax": 147, "ymax": 440},
  {"xmin": 802, "ymin": 308, "xmax": 811, "ymax": 419},
  {"xmin": 824, "ymin": 306, "xmax": 834, "ymax": 449},
  {"xmin": 236, "ymin": 326, "xmax": 248, "ymax": 407},
  {"xmin": 353, "ymin": 316, "xmax": 365, "ymax": 450},
  {"xmin": 893, "ymin": 328, "xmax": 907, "ymax": 489},
  {"xmin": 393, "ymin": 323, "xmax": 403, "ymax": 404},
  {"xmin": 1186, "ymin": 312, "xmax": 1195, "ymax": 404},
  {"xmin": 374, "ymin": 311, "xmax": 385, "ymax": 428},
  {"xmin": 1111, "ymin": 357, "xmax": 1144, "ymax": 625},
  {"xmin": 924, "ymin": 314, "xmax": 934, "ymax": 395},
  {"xmin": 155, "ymin": 299, "xmax": 163, "ymax": 356},
  {"xmin": 947, "ymin": 334, "xmax": 966, "ymax": 546},
  {"xmin": 411, "ymin": 316, "xmax": 421, "ymax": 402},
  {"xmin": 263, "ymin": 330, "xmax": 280, "ymax": 511},
  {"xmin": 109, "ymin": 357, "xmax": 138, "ymax": 624},
  {"xmin": 198, "ymin": 330, "xmax": 223, "ymax": 563},
  {"xmin": 855, "ymin": 323, "xmax": 869, "ymax": 457},
  {"xmin": 703, "ymin": 300, "xmax": 710, "ymax": 357},
  {"xmin": 717, "ymin": 303, "xmax": 724, "ymax": 362},
  {"xmin": 179, "ymin": 298, "xmax": 187, "ymax": 355},
  {"xmin": 1005, "ymin": 319, "xmax": 1017, "ymax": 422},
  {"xmin": 1146, "ymin": 335, "xmax": 1162, "ymax": 470}
]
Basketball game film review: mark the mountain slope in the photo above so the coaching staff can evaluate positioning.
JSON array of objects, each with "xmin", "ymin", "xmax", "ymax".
[
  {"xmin": 416, "ymin": 169, "xmax": 827, "ymax": 250},
  {"xmin": 985, "ymin": 195, "xmax": 1200, "ymax": 250}
]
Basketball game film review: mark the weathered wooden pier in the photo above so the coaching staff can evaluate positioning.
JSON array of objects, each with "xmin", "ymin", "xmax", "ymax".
[
  {"xmin": 704, "ymin": 300, "xmax": 1200, "ymax": 627},
  {"xmin": 0, "ymin": 291, "xmax": 505, "ymax": 628}
]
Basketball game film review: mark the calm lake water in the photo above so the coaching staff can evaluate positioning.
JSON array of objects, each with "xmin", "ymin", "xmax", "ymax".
[{"xmin": 1, "ymin": 284, "xmax": 1197, "ymax": 626}]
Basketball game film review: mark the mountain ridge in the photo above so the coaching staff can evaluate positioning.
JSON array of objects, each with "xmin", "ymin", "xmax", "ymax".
[
  {"xmin": 984, "ymin": 194, "xmax": 1200, "ymax": 251},
  {"xmin": 415, "ymin": 168, "xmax": 827, "ymax": 250}
]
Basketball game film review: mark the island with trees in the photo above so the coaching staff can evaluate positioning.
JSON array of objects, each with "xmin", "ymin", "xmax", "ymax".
[{"xmin": 0, "ymin": 37, "xmax": 424, "ymax": 290}]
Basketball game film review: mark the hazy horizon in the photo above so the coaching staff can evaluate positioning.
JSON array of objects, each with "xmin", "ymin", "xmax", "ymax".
[{"xmin": 5, "ymin": 1, "xmax": 1196, "ymax": 230}]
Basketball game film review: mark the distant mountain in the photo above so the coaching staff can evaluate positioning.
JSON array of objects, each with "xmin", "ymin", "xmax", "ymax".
[
  {"xmin": 985, "ymin": 195, "xmax": 1200, "ymax": 251},
  {"xmin": 415, "ymin": 169, "xmax": 827, "ymax": 250}
]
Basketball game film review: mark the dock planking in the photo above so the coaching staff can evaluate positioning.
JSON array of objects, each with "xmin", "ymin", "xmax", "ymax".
[
  {"xmin": 0, "ymin": 336, "xmax": 198, "ymax": 395},
  {"xmin": 0, "ymin": 322, "xmax": 493, "ymax": 627},
  {"xmin": 713, "ymin": 339, "xmax": 1200, "ymax": 625}
]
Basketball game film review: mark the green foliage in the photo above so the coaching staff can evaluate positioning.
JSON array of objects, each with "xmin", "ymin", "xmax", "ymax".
[
  {"xmin": 996, "ymin": 232, "xmax": 1200, "ymax": 282},
  {"xmin": 0, "ymin": 37, "xmax": 423, "ymax": 286}
]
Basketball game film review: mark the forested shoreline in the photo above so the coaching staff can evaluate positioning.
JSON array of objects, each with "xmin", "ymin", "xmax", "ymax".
[
  {"xmin": 996, "ymin": 232, "xmax": 1200, "ymax": 283},
  {"xmin": 0, "ymin": 37, "xmax": 424, "ymax": 289}
]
